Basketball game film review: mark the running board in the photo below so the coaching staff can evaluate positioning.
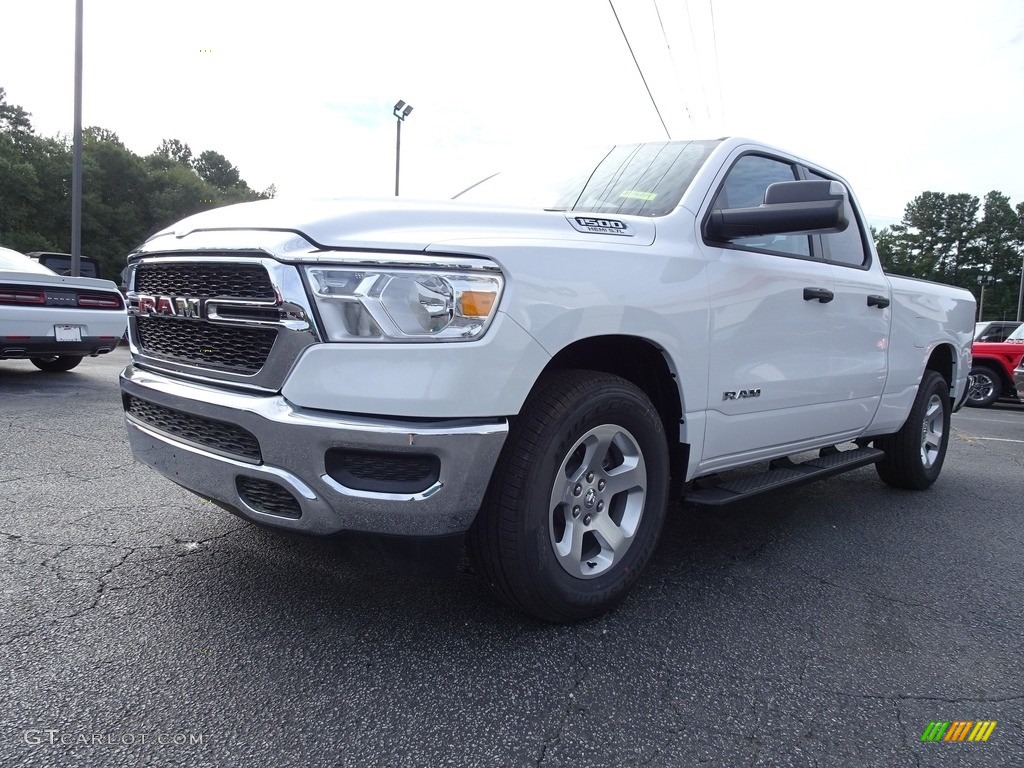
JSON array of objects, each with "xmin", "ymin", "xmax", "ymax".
[{"xmin": 685, "ymin": 446, "xmax": 884, "ymax": 506}]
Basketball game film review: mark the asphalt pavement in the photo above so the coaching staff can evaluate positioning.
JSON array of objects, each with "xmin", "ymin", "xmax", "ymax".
[{"xmin": 2, "ymin": 348, "xmax": 1022, "ymax": 767}]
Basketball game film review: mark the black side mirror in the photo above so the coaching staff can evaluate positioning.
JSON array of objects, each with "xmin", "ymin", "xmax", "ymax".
[{"xmin": 706, "ymin": 179, "xmax": 849, "ymax": 241}]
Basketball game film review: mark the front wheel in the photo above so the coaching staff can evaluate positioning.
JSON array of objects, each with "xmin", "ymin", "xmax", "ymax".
[
  {"xmin": 874, "ymin": 370, "xmax": 950, "ymax": 490},
  {"xmin": 30, "ymin": 356, "xmax": 83, "ymax": 372},
  {"xmin": 468, "ymin": 370, "xmax": 669, "ymax": 623}
]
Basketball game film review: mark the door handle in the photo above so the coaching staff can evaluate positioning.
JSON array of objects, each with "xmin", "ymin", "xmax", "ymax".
[
  {"xmin": 803, "ymin": 287, "xmax": 834, "ymax": 303},
  {"xmin": 867, "ymin": 294, "xmax": 890, "ymax": 309}
]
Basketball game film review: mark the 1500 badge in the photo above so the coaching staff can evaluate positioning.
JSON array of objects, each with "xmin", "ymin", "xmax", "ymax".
[{"xmin": 568, "ymin": 216, "xmax": 633, "ymax": 236}]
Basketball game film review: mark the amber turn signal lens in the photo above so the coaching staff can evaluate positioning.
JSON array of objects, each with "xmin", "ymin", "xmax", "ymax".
[{"xmin": 460, "ymin": 290, "xmax": 496, "ymax": 318}]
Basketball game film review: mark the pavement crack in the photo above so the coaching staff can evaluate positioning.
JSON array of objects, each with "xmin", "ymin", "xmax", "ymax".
[
  {"xmin": 535, "ymin": 650, "xmax": 586, "ymax": 767},
  {"xmin": 536, "ymin": 625, "xmax": 612, "ymax": 766},
  {"xmin": 61, "ymin": 548, "xmax": 136, "ymax": 620},
  {"xmin": 791, "ymin": 564, "xmax": 1017, "ymax": 632},
  {"xmin": 822, "ymin": 689, "xmax": 1023, "ymax": 704},
  {"xmin": 893, "ymin": 703, "xmax": 923, "ymax": 768}
]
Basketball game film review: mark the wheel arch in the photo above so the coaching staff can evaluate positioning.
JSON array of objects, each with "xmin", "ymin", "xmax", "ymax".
[
  {"xmin": 538, "ymin": 335, "xmax": 688, "ymax": 495},
  {"xmin": 925, "ymin": 343, "xmax": 955, "ymax": 392}
]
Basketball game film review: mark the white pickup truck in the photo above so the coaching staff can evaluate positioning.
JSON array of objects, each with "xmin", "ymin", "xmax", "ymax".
[{"xmin": 120, "ymin": 138, "xmax": 975, "ymax": 622}]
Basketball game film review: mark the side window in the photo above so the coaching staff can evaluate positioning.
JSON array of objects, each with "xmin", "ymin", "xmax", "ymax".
[
  {"xmin": 809, "ymin": 170, "xmax": 868, "ymax": 267},
  {"xmin": 710, "ymin": 154, "xmax": 809, "ymax": 257}
]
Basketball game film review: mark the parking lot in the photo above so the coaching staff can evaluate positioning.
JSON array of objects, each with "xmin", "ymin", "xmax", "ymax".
[{"xmin": 2, "ymin": 348, "xmax": 1022, "ymax": 767}]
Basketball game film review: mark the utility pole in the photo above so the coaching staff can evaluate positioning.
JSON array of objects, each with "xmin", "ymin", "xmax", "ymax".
[
  {"xmin": 71, "ymin": 0, "xmax": 83, "ymax": 276},
  {"xmin": 1017, "ymin": 214, "xmax": 1024, "ymax": 321},
  {"xmin": 1017, "ymin": 262, "xmax": 1023, "ymax": 322}
]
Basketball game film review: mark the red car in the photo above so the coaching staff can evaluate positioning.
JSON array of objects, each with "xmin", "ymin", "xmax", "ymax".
[{"xmin": 968, "ymin": 324, "xmax": 1024, "ymax": 407}]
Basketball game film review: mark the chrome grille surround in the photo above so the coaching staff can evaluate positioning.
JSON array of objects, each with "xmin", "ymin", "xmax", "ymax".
[{"xmin": 125, "ymin": 254, "xmax": 320, "ymax": 392}]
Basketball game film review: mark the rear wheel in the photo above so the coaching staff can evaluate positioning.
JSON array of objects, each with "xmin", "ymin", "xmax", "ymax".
[
  {"xmin": 965, "ymin": 365, "xmax": 1001, "ymax": 407},
  {"xmin": 874, "ymin": 370, "xmax": 950, "ymax": 490},
  {"xmin": 468, "ymin": 370, "xmax": 669, "ymax": 623},
  {"xmin": 30, "ymin": 356, "xmax": 83, "ymax": 372}
]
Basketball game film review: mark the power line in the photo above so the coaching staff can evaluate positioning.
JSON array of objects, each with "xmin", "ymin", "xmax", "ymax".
[
  {"xmin": 709, "ymin": 0, "xmax": 724, "ymax": 128},
  {"xmin": 652, "ymin": 0, "xmax": 694, "ymax": 126},
  {"xmin": 682, "ymin": 0, "xmax": 712, "ymax": 121},
  {"xmin": 608, "ymin": 0, "xmax": 672, "ymax": 140}
]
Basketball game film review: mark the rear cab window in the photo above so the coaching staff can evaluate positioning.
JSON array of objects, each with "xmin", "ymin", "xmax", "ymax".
[{"xmin": 807, "ymin": 170, "xmax": 869, "ymax": 268}]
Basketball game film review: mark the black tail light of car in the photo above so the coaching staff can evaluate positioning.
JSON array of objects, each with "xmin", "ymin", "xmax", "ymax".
[
  {"xmin": 77, "ymin": 293, "xmax": 124, "ymax": 309},
  {"xmin": 0, "ymin": 287, "xmax": 46, "ymax": 305}
]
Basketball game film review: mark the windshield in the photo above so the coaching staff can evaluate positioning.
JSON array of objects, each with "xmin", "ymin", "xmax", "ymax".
[{"xmin": 455, "ymin": 140, "xmax": 720, "ymax": 217}]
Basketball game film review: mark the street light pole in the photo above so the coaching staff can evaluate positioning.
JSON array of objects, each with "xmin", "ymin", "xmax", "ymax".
[
  {"xmin": 977, "ymin": 274, "xmax": 994, "ymax": 321},
  {"xmin": 1017, "ymin": 215, "xmax": 1024, "ymax": 322},
  {"xmin": 71, "ymin": 0, "xmax": 83, "ymax": 277},
  {"xmin": 1017, "ymin": 259, "xmax": 1023, "ymax": 322},
  {"xmin": 393, "ymin": 100, "xmax": 413, "ymax": 196}
]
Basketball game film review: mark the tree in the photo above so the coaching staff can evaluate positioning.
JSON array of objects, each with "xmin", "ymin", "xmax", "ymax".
[
  {"xmin": 875, "ymin": 192, "xmax": 978, "ymax": 282},
  {"xmin": 0, "ymin": 88, "xmax": 70, "ymax": 252},
  {"xmin": 79, "ymin": 127, "xmax": 150, "ymax": 277},
  {"xmin": 975, "ymin": 192, "xmax": 1020, "ymax": 319},
  {"xmin": 144, "ymin": 156, "xmax": 214, "ymax": 231},
  {"xmin": 876, "ymin": 191, "xmax": 1024, "ymax": 320},
  {"xmin": 193, "ymin": 150, "xmax": 243, "ymax": 191},
  {"xmin": 155, "ymin": 138, "xmax": 193, "ymax": 166},
  {"xmin": 901, "ymin": 192, "xmax": 980, "ymax": 284},
  {"xmin": 0, "ymin": 87, "xmax": 34, "ymax": 135},
  {"xmin": 1, "ymin": 89, "xmax": 272, "ymax": 276}
]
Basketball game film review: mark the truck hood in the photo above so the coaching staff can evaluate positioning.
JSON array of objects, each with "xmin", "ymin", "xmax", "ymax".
[{"xmin": 142, "ymin": 197, "xmax": 657, "ymax": 254}]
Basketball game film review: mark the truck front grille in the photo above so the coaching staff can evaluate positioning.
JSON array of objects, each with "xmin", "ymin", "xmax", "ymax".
[
  {"xmin": 128, "ymin": 256, "xmax": 319, "ymax": 390},
  {"xmin": 134, "ymin": 262, "xmax": 276, "ymax": 299},
  {"xmin": 136, "ymin": 316, "xmax": 277, "ymax": 375},
  {"xmin": 125, "ymin": 394, "xmax": 262, "ymax": 463}
]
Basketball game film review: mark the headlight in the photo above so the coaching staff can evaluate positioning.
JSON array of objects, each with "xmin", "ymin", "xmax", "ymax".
[{"xmin": 305, "ymin": 266, "xmax": 503, "ymax": 342}]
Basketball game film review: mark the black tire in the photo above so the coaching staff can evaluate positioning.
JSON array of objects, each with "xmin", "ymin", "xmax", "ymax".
[
  {"xmin": 964, "ymin": 365, "xmax": 1002, "ymax": 408},
  {"xmin": 874, "ymin": 370, "xmax": 950, "ymax": 490},
  {"xmin": 30, "ymin": 356, "xmax": 83, "ymax": 372},
  {"xmin": 467, "ymin": 370, "xmax": 669, "ymax": 623}
]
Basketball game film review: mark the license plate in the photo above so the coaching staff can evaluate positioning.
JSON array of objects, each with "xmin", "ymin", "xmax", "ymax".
[{"xmin": 55, "ymin": 325, "xmax": 82, "ymax": 342}]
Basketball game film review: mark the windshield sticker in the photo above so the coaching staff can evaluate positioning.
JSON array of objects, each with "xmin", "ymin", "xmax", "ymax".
[
  {"xmin": 568, "ymin": 216, "xmax": 634, "ymax": 236},
  {"xmin": 620, "ymin": 190, "xmax": 657, "ymax": 201}
]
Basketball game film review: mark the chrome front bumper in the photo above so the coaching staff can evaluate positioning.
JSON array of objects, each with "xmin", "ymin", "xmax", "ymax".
[{"xmin": 120, "ymin": 365, "xmax": 508, "ymax": 537}]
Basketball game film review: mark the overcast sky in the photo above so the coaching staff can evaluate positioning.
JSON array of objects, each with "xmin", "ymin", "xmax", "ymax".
[{"xmin": 3, "ymin": 0, "xmax": 1023, "ymax": 225}]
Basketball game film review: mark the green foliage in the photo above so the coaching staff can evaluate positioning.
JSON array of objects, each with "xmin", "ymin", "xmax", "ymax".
[
  {"xmin": 155, "ymin": 138, "xmax": 192, "ymax": 166},
  {"xmin": 0, "ymin": 87, "xmax": 34, "ymax": 135},
  {"xmin": 875, "ymin": 190, "xmax": 1023, "ymax": 320},
  {"xmin": 0, "ymin": 88, "xmax": 270, "ymax": 278},
  {"xmin": 193, "ymin": 150, "xmax": 245, "ymax": 192}
]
